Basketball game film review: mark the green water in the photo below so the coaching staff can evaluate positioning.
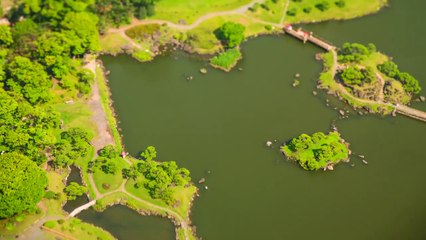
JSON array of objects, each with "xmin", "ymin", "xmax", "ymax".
[
  {"xmin": 88, "ymin": 0, "xmax": 426, "ymax": 239},
  {"xmin": 77, "ymin": 205, "xmax": 176, "ymax": 240}
]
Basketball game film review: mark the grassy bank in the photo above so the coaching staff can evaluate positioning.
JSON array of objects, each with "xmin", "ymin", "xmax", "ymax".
[
  {"xmin": 210, "ymin": 48, "xmax": 242, "ymax": 71},
  {"xmin": 286, "ymin": 0, "xmax": 387, "ymax": 24},
  {"xmin": 96, "ymin": 66, "xmax": 123, "ymax": 152},
  {"xmin": 152, "ymin": 0, "xmax": 253, "ymax": 24},
  {"xmin": 44, "ymin": 218, "xmax": 115, "ymax": 240}
]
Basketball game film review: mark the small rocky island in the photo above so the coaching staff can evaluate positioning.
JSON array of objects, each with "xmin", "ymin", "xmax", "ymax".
[{"xmin": 281, "ymin": 132, "xmax": 350, "ymax": 171}]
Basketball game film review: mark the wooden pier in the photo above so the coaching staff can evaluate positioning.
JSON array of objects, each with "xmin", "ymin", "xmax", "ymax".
[{"xmin": 283, "ymin": 25, "xmax": 336, "ymax": 51}]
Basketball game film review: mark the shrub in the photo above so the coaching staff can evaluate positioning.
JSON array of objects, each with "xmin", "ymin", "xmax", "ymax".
[
  {"xmin": 287, "ymin": 8, "xmax": 298, "ymax": 16},
  {"xmin": 335, "ymin": 0, "xmax": 346, "ymax": 8},
  {"xmin": 132, "ymin": 50, "xmax": 153, "ymax": 62},
  {"xmin": 315, "ymin": 1, "xmax": 330, "ymax": 11},
  {"xmin": 303, "ymin": 7, "xmax": 312, "ymax": 13},
  {"xmin": 44, "ymin": 191, "xmax": 57, "ymax": 200},
  {"xmin": 44, "ymin": 220, "xmax": 57, "ymax": 228},
  {"xmin": 98, "ymin": 145, "xmax": 119, "ymax": 159}
]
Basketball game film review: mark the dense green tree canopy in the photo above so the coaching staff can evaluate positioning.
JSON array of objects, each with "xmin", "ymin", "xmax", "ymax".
[
  {"xmin": 98, "ymin": 145, "xmax": 120, "ymax": 159},
  {"xmin": 216, "ymin": 22, "xmax": 246, "ymax": 48},
  {"xmin": 378, "ymin": 61, "xmax": 421, "ymax": 95},
  {"xmin": 0, "ymin": 152, "xmax": 48, "ymax": 218},
  {"xmin": 35, "ymin": 31, "xmax": 73, "ymax": 78},
  {"xmin": 340, "ymin": 66, "xmax": 375, "ymax": 86},
  {"xmin": 0, "ymin": 90, "xmax": 59, "ymax": 164},
  {"xmin": 5, "ymin": 56, "xmax": 52, "ymax": 104},
  {"xmin": 60, "ymin": 12, "xmax": 100, "ymax": 55},
  {"xmin": 282, "ymin": 132, "xmax": 349, "ymax": 171},
  {"xmin": 0, "ymin": 25, "xmax": 13, "ymax": 46},
  {"xmin": 338, "ymin": 42, "xmax": 375, "ymax": 63},
  {"xmin": 141, "ymin": 146, "xmax": 157, "ymax": 160},
  {"xmin": 53, "ymin": 127, "xmax": 92, "ymax": 168},
  {"xmin": 64, "ymin": 182, "xmax": 87, "ymax": 200},
  {"xmin": 136, "ymin": 159, "xmax": 191, "ymax": 205}
]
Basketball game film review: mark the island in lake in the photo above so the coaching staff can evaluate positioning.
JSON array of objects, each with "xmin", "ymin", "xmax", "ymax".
[{"xmin": 281, "ymin": 132, "xmax": 350, "ymax": 171}]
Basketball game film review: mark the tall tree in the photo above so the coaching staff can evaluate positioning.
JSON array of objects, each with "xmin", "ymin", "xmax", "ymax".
[
  {"xmin": 5, "ymin": 56, "xmax": 52, "ymax": 104},
  {"xmin": 0, "ymin": 152, "xmax": 48, "ymax": 218}
]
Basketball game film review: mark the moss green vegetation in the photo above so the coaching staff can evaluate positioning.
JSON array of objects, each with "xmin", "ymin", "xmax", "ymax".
[
  {"xmin": 210, "ymin": 48, "xmax": 242, "ymax": 71},
  {"xmin": 286, "ymin": 0, "xmax": 387, "ymax": 23},
  {"xmin": 281, "ymin": 132, "xmax": 349, "ymax": 171},
  {"xmin": 45, "ymin": 218, "xmax": 115, "ymax": 240}
]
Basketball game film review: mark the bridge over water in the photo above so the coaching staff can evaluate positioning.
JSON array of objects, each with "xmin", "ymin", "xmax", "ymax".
[{"xmin": 69, "ymin": 200, "xmax": 96, "ymax": 217}]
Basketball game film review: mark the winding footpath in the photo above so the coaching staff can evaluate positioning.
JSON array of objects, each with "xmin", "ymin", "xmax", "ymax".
[{"xmin": 108, "ymin": 0, "xmax": 288, "ymax": 51}]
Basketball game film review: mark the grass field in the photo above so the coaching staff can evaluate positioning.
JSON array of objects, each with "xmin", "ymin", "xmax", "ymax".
[
  {"xmin": 92, "ymin": 158, "xmax": 129, "ymax": 194},
  {"xmin": 100, "ymin": 33, "xmax": 130, "ymax": 55},
  {"xmin": 286, "ymin": 0, "xmax": 387, "ymax": 23},
  {"xmin": 152, "ymin": 0, "xmax": 253, "ymax": 24},
  {"xmin": 46, "ymin": 218, "xmax": 115, "ymax": 240}
]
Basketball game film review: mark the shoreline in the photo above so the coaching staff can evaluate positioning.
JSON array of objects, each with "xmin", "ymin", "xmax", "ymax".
[{"xmin": 88, "ymin": 61, "xmax": 199, "ymax": 240}]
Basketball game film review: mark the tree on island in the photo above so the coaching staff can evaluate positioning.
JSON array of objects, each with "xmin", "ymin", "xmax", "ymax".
[
  {"xmin": 378, "ymin": 61, "xmax": 421, "ymax": 95},
  {"xmin": 281, "ymin": 132, "xmax": 349, "ymax": 171},
  {"xmin": 215, "ymin": 22, "xmax": 246, "ymax": 48},
  {"xmin": 0, "ymin": 152, "xmax": 48, "ymax": 218},
  {"xmin": 64, "ymin": 182, "xmax": 87, "ymax": 200},
  {"xmin": 338, "ymin": 42, "xmax": 375, "ymax": 63},
  {"xmin": 340, "ymin": 66, "xmax": 375, "ymax": 86}
]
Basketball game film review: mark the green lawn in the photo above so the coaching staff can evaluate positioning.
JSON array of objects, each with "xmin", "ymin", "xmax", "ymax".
[
  {"xmin": 100, "ymin": 32, "xmax": 130, "ymax": 55},
  {"xmin": 152, "ymin": 0, "xmax": 253, "ymax": 24},
  {"xmin": 245, "ymin": 0, "xmax": 287, "ymax": 23},
  {"xmin": 53, "ymin": 102, "xmax": 97, "ymax": 140},
  {"xmin": 47, "ymin": 218, "xmax": 115, "ymax": 240},
  {"xmin": 92, "ymin": 158, "xmax": 129, "ymax": 194},
  {"xmin": 186, "ymin": 14, "xmax": 271, "ymax": 54},
  {"xmin": 286, "ymin": 0, "xmax": 387, "ymax": 24}
]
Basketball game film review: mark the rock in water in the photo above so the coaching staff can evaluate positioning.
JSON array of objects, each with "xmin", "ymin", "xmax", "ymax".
[
  {"xmin": 198, "ymin": 178, "xmax": 206, "ymax": 184},
  {"xmin": 266, "ymin": 141, "xmax": 273, "ymax": 147},
  {"xmin": 200, "ymin": 68, "xmax": 207, "ymax": 74},
  {"xmin": 339, "ymin": 110, "xmax": 345, "ymax": 116},
  {"xmin": 420, "ymin": 96, "xmax": 425, "ymax": 102}
]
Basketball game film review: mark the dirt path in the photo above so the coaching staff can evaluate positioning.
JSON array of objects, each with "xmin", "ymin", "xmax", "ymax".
[
  {"xmin": 279, "ymin": 0, "xmax": 291, "ymax": 25},
  {"xmin": 86, "ymin": 60, "xmax": 115, "ymax": 152},
  {"xmin": 376, "ymin": 72, "xmax": 386, "ymax": 101}
]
